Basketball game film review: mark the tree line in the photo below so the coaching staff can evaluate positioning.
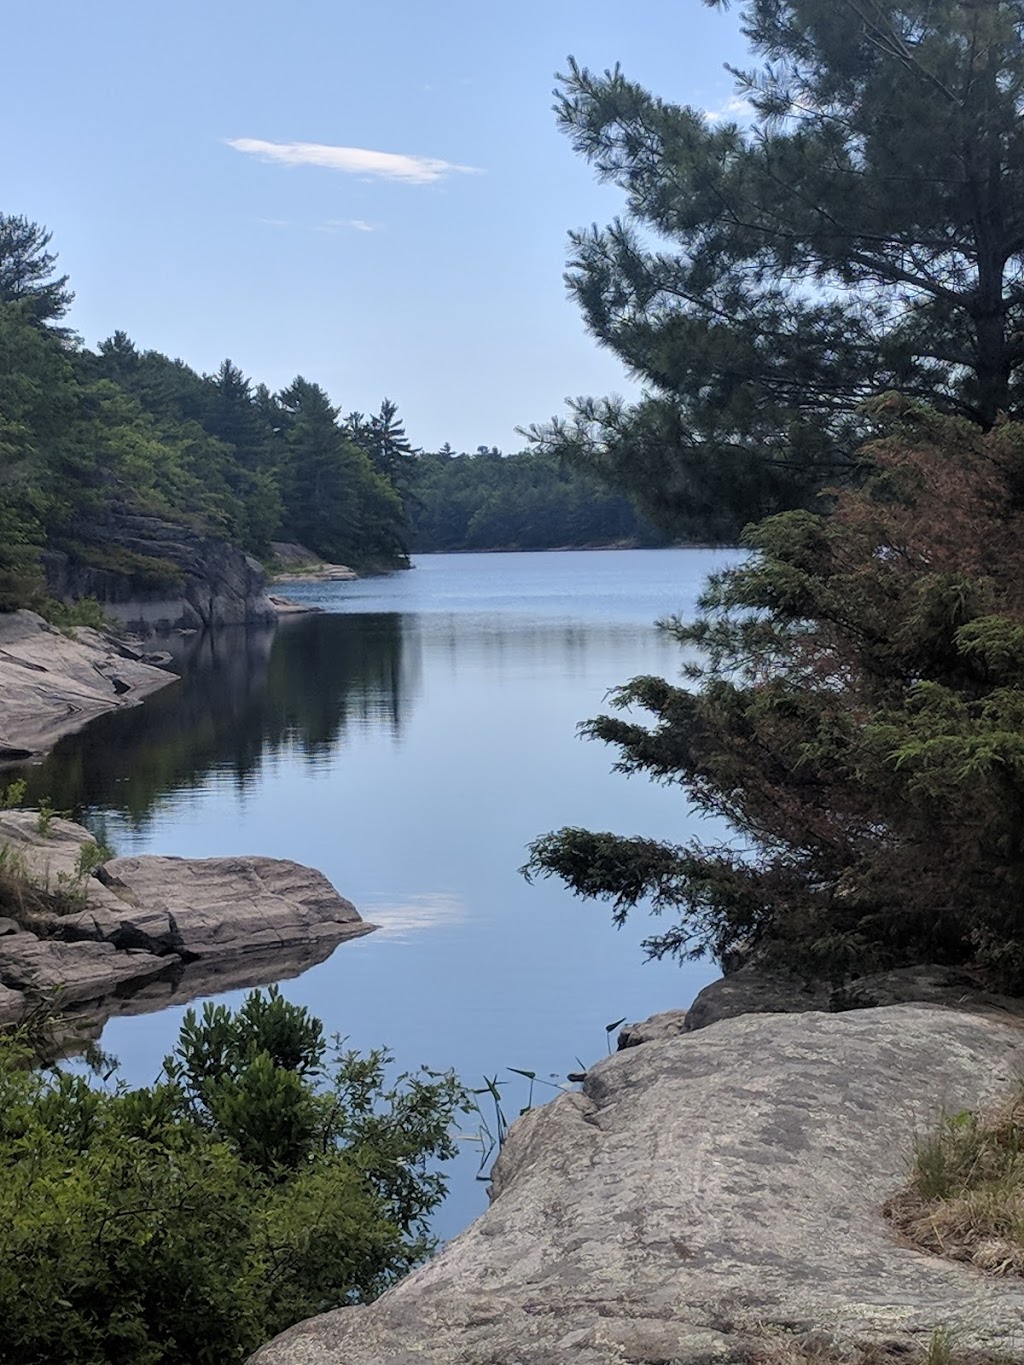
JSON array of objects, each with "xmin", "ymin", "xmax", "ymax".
[
  {"xmin": 0, "ymin": 216, "xmax": 426, "ymax": 610},
  {"xmin": 409, "ymin": 445, "xmax": 668, "ymax": 553},
  {"xmin": 0, "ymin": 216, "xmax": 684, "ymax": 615}
]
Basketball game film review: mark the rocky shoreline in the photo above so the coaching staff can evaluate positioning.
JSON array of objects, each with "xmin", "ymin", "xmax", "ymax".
[
  {"xmin": 0, "ymin": 611, "xmax": 179, "ymax": 762},
  {"xmin": 0, "ymin": 811, "xmax": 374, "ymax": 1041},
  {"xmin": 253, "ymin": 1001, "xmax": 1024, "ymax": 1364}
]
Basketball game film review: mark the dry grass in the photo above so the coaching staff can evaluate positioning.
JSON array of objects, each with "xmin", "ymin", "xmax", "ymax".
[
  {"xmin": 0, "ymin": 839, "xmax": 101, "ymax": 933},
  {"xmin": 886, "ymin": 1091, "xmax": 1024, "ymax": 1278}
]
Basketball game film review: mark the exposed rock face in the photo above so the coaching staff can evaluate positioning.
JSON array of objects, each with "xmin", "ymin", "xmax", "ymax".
[
  {"xmin": 0, "ymin": 610, "xmax": 178, "ymax": 760},
  {"xmin": 684, "ymin": 962, "xmax": 1024, "ymax": 1032},
  {"xmin": 87, "ymin": 854, "xmax": 371, "ymax": 958},
  {"xmin": 616, "ymin": 1008, "xmax": 689, "ymax": 1049},
  {"xmin": 251, "ymin": 1006, "xmax": 1024, "ymax": 1365},
  {"xmin": 0, "ymin": 813, "xmax": 373, "ymax": 1035},
  {"xmin": 43, "ymin": 505, "xmax": 278, "ymax": 634},
  {"xmin": 268, "ymin": 542, "xmax": 358, "ymax": 582}
]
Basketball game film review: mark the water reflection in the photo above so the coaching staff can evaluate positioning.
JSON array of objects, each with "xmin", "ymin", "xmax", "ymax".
[{"xmin": 12, "ymin": 614, "xmax": 417, "ymax": 828}]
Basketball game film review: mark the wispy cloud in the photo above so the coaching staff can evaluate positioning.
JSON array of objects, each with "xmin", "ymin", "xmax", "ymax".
[
  {"xmin": 704, "ymin": 94, "xmax": 755, "ymax": 123},
  {"xmin": 316, "ymin": 218, "xmax": 377, "ymax": 234},
  {"xmin": 227, "ymin": 137, "xmax": 480, "ymax": 185}
]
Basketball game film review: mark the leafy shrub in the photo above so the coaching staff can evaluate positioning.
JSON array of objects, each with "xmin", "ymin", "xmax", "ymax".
[
  {"xmin": 41, "ymin": 595, "xmax": 113, "ymax": 630},
  {"xmin": 0, "ymin": 989, "xmax": 467, "ymax": 1363}
]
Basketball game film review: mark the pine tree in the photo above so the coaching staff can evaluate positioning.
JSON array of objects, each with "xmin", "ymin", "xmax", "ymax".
[
  {"xmin": 528, "ymin": 1, "xmax": 1024, "ymax": 534},
  {"xmin": 0, "ymin": 215, "xmax": 74, "ymax": 334}
]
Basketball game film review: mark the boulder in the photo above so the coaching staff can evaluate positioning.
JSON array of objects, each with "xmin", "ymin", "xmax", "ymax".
[
  {"xmin": 0, "ymin": 611, "xmax": 177, "ymax": 759},
  {"xmin": 685, "ymin": 962, "xmax": 1024, "ymax": 1032},
  {"xmin": 0, "ymin": 813, "xmax": 373, "ymax": 1035},
  {"xmin": 0, "ymin": 934, "xmax": 175, "ymax": 1007},
  {"xmin": 616, "ymin": 1008, "xmax": 689, "ymax": 1049},
  {"xmin": 250, "ymin": 1006, "xmax": 1024, "ymax": 1365},
  {"xmin": 85, "ymin": 853, "xmax": 371, "ymax": 958},
  {"xmin": 268, "ymin": 541, "xmax": 358, "ymax": 584}
]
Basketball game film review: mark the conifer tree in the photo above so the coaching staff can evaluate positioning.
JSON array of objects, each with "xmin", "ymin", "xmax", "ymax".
[{"xmin": 529, "ymin": 0, "xmax": 1024, "ymax": 533}]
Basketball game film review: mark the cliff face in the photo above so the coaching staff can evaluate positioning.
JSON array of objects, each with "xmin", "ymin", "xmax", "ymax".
[
  {"xmin": 43, "ymin": 505, "xmax": 277, "ymax": 634},
  {"xmin": 250, "ymin": 1005, "xmax": 1024, "ymax": 1365}
]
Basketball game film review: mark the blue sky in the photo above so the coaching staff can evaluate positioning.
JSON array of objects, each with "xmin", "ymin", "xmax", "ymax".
[{"xmin": 5, "ymin": 1, "xmax": 747, "ymax": 452}]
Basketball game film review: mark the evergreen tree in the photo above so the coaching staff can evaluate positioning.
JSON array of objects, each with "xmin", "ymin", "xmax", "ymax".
[
  {"xmin": 527, "ymin": 403, "xmax": 1024, "ymax": 992},
  {"xmin": 0, "ymin": 214, "xmax": 74, "ymax": 334},
  {"xmin": 528, "ymin": 1, "xmax": 1024, "ymax": 533},
  {"xmin": 278, "ymin": 380, "xmax": 406, "ymax": 566}
]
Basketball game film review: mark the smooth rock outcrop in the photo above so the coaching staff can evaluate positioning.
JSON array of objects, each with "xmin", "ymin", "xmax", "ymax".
[
  {"xmin": 269, "ymin": 541, "xmax": 358, "ymax": 583},
  {"xmin": 0, "ymin": 813, "xmax": 373, "ymax": 1034},
  {"xmin": 251, "ymin": 1006, "xmax": 1024, "ymax": 1365},
  {"xmin": 86, "ymin": 854, "xmax": 370, "ymax": 957},
  {"xmin": 0, "ymin": 611, "xmax": 177, "ymax": 760},
  {"xmin": 617, "ymin": 1008, "xmax": 688, "ymax": 1049}
]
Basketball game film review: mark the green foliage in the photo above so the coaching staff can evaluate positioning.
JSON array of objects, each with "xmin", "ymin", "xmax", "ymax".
[
  {"xmin": 529, "ymin": 1, "xmax": 1024, "ymax": 534},
  {"xmin": 41, "ymin": 596, "xmax": 112, "ymax": 631},
  {"xmin": 33, "ymin": 799, "xmax": 55, "ymax": 837},
  {"xmin": 887, "ymin": 1087, "xmax": 1024, "ymax": 1279},
  {"xmin": 0, "ymin": 988, "xmax": 467, "ymax": 1364},
  {"xmin": 0, "ymin": 213, "xmax": 74, "ymax": 333},
  {"xmin": 1, "ymin": 780, "xmax": 27, "ymax": 809},
  {"xmin": 0, "ymin": 216, "xmax": 419, "ymax": 617},
  {"xmin": 526, "ymin": 407, "xmax": 1024, "ymax": 990},
  {"xmin": 410, "ymin": 446, "xmax": 666, "ymax": 552}
]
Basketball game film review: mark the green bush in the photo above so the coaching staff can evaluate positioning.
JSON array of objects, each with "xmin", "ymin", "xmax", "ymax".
[
  {"xmin": 0, "ymin": 988, "xmax": 467, "ymax": 1364},
  {"xmin": 41, "ymin": 595, "xmax": 114, "ymax": 631}
]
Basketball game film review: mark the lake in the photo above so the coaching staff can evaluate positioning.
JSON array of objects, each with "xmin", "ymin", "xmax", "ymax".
[{"xmin": 14, "ymin": 548, "xmax": 738, "ymax": 1240}]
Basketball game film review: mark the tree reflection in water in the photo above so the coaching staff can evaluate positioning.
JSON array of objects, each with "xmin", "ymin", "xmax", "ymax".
[{"xmin": 11, "ymin": 614, "xmax": 416, "ymax": 829}]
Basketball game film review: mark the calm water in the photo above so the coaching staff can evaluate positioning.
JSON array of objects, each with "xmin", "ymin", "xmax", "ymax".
[{"xmin": 15, "ymin": 549, "xmax": 738, "ymax": 1240}]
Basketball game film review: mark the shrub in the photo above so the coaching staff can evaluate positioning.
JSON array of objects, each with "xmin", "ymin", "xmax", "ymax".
[
  {"xmin": 0, "ymin": 988, "xmax": 467, "ymax": 1364},
  {"xmin": 887, "ymin": 1090, "xmax": 1024, "ymax": 1278}
]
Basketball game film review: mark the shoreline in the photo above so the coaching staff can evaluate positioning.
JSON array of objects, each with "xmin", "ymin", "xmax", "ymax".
[{"xmin": 0, "ymin": 611, "xmax": 179, "ymax": 765}]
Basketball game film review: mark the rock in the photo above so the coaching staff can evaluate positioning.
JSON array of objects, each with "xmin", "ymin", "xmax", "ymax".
[
  {"xmin": 0, "ymin": 934, "xmax": 175, "ymax": 1007},
  {"xmin": 43, "ymin": 938, "xmax": 357, "ymax": 1048},
  {"xmin": 685, "ymin": 962, "xmax": 1024, "ymax": 1032},
  {"xmin": 249, "ymin": 1006, "xmax": 1024, "ymax": 1365},
  {"xmin": 267, "ymin": 595, "xmax": 322, "ymax": 617},
  {"xmin": 0, "ymin": 918, "xmax": 22, "ymax": 937},
  {"xmin": 0, "ymin": 983, "xmax": 25, "ymax": 1023},
  {"xmin": 617, "ymin": 1008, "xmax": 689, "ymax": 1049},
  {"xmin": 0, "ymin": 611, "xmax": 178, "ymax": 759},
  {"xmin": 269, "ymin": 543, "xmax": 358, "ymax": 584},
  {"xmin": 85, "ymin": 854, "xmax": 372, "ymax": 958},
  {"xmin": 0, "ymin": 813, "xmax": 374, "ymax": 1036},
  {"xmin": 42, "ymin": 503, "xmax": 278, "ymax": 635}
]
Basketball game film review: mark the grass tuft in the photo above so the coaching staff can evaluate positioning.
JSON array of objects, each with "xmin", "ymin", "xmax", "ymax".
[{"xmin": 886, "ymin": 1091, "xmax": 1024, "ymax": 1279}]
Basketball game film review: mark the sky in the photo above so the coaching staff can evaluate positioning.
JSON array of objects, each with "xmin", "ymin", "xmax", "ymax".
[{"xmin": 4, "ymin": 1, "xmax": 749, "ymax": 453}]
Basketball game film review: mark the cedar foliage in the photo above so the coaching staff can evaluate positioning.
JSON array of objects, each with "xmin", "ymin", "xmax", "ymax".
[{"xmin": 527, "ymin": 403, "xmax": 1024, "ymax": 989}]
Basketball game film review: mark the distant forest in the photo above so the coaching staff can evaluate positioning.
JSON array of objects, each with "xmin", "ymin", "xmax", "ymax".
[
  {"xmin": 409, "ymin": 447, "xmax": 665, "ymax": 553},
  {"xmin": 0, "ymin": 213, "xmax": 671, "ymax": 612}
]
